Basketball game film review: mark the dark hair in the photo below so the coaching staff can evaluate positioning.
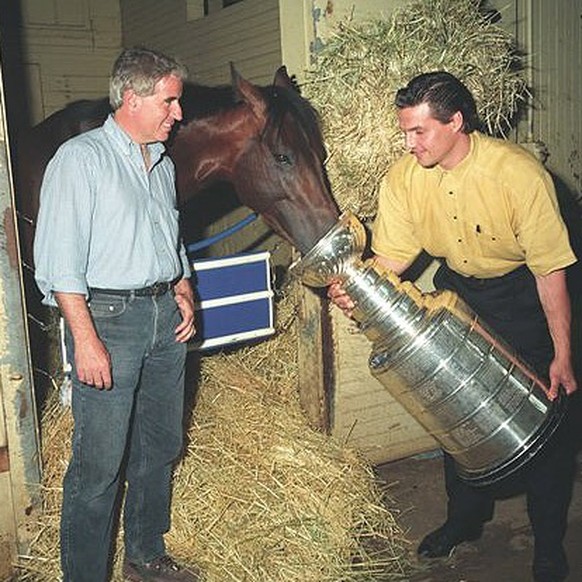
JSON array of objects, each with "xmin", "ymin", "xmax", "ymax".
[
  {"xmin": 395, "ymin": 71, "xmax": 479, "ymax": 133},
  {"xmin": 109, "ymin": 47, "xmax": 188, "ymax": 110}
]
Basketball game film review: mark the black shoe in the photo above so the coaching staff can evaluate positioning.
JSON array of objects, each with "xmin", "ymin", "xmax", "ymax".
[
  {"xmin": 533, "ymin": 549, "xmax": 568, "ymax": 582},
  {"xmin": 123, "ymin": 554, "xmax": 203, "ymax": 581},
  {"xmin": 417, "ymin": 522, "xmax": 483, "ymax": 558}
]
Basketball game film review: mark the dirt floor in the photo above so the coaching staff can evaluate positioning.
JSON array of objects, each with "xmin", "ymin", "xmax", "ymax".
[{"xmin": 377, "ymin": 450, "xmax": 582, "ymax": 582}]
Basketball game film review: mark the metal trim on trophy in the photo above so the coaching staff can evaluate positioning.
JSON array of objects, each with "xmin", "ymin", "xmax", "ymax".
[{"xmin": 291, "ymin": 211, "xmax": 566, "ymax": 487}]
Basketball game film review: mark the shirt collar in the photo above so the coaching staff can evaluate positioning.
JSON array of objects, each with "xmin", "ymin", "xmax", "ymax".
[
  {"xmin": 436, "ymin": 131, "xmax": 479, "ymax": 179},
  {"xmin": 103, "ymin": 114, "xmax": 166, "ymax": 166}
]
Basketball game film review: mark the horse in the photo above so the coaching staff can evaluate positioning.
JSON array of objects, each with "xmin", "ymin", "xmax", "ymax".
[
  {"xmin": 14, "ymin": 64, "xmax": 339, "ymax": 271},
  {"xmin": 13, "ymin": 64, "xmax": 340, "ymax": 402}
]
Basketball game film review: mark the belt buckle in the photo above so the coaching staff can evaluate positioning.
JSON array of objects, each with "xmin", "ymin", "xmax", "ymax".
[{"xmin": 151, "ymin": 282, "xmax": 164, "ymax": 296}]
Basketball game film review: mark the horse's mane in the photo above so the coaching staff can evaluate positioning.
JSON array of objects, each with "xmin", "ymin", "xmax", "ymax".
[
  {"xmin": 44, "ymin": 82, "xmax": 234, "ymax": 131},
  {"xmin": 179, "ymin": 83, "xmax": 238, "ymax": 120},
  {"xmin": 59, "ymin": 98, "xmax": 111, "ymax": 121}
]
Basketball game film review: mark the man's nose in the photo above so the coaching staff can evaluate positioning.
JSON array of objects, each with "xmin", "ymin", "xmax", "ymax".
[
  {"xmin": 172, "ymin": 101, "xmax": 183, "ymax": 121},
  {"xmin": 405, "ymin": 133, "xmax": 415, "ymax": 151}
]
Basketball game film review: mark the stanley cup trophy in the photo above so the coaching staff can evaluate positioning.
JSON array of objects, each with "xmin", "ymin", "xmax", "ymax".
[{"xmin": 291, "ymin": 211, "xmax": 566, "ymax": 486}]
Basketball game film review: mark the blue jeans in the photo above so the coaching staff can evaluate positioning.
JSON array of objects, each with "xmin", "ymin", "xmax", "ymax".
[{"xmin": 60, "ymin": 291, "xmax": 187, "ymax": 582}]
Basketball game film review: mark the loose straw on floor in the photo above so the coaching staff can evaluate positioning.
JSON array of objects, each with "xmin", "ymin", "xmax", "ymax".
[{"xmin": 16, "ymin": 283, "xmax": 412, "ymax": 581}]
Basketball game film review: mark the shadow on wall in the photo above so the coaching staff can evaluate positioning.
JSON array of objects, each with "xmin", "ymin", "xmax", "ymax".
[
  {"xmin": 0, "ymin": 2, "xmax": 33, "ymax": 141},
  {"xmin": 554, "ymin": 173, "xmax": 582, "ymax": 321},
  {"xmin": 553, "ymin": 172, "xmax": 582, "ymax": 451}
]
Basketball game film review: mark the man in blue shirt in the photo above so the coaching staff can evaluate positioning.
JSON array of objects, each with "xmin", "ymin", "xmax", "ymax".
[{"xmin": 34, "ymin": 47, "xmax": 199, "ymax": 582}]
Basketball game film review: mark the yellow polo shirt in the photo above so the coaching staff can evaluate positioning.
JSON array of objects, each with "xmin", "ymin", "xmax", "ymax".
[{"xmin": 372, "ymin": 132, "xmax": 576, "ymax": 277}]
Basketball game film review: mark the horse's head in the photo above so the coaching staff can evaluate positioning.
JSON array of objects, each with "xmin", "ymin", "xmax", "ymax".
[{"xmin": 227, "ymin": 66, "xmax": 339, "ymax": 254}]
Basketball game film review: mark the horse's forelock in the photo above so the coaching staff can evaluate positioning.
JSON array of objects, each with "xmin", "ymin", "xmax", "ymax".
[{"xmin": 262, "ymin": 85, "xmax": 325, "ymax": 159}]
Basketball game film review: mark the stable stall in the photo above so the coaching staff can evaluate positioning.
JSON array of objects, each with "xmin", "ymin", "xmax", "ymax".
[{"xmin": 0, "ymin": 0, "xmax": 580, "ymax": 578}]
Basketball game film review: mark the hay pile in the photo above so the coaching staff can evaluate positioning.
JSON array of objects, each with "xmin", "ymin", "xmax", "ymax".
[
  {"xmin": 16, "ymin": 284, "xmax": 411, "ymax": 581},
  {"xmin": 305, "ymin": 0, "xmax": 528, "ymax": 217}
]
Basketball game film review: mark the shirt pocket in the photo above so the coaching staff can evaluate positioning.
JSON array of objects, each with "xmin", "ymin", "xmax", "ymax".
[
  {"xmin": 88, "ymin": 295, "xmax": 128, "ymax": 319},
  {"xmin": 467, "ymin": 221, "xmax": 514, "ymax": 260}
]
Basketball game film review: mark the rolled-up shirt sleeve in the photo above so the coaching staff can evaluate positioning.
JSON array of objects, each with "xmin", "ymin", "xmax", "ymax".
[{"xmin": 34, "ymin": 141, "xmax": 95, "ymax": 306}]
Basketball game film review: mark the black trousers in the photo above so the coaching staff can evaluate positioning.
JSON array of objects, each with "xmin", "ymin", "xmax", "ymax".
[{"xmin": 433, "ymin": 263, "xmax": 577, "ymax": 555}]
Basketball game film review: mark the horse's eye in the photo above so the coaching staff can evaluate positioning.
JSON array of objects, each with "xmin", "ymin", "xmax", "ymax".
[{"xmin": 273, "ymin": 153, "xmax": 292, "ymax": 166}]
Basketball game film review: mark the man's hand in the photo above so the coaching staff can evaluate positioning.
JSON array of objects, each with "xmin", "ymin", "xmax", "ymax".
[
  {"xmin": 327, "ymin": 280, "xmax": 356, "ymax": 318},
  {"xmin": 55, "ymin": 292, "xmax": 112, "ymax": 389},
  {"xmin": 535, "ymin": 269, "xmax": 577, "ymax": 401},
  {"xmin": 74, "ymin": 335, "xmax": 112, "ymax": 389},
  {"xmin": 547, "ymin": 355, "xmax": 578, "ymax": 401},
  {"xmin": 327, "ymin": 255, "xmax": 409, "ymax": 319},
  {"xmin": 173, "ymin": 278, "xmax": 196, "ymax": 343}
]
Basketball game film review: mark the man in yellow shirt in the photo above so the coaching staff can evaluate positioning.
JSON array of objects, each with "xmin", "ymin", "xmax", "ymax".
[{"xmin": 330, "ymin": 71, "xmax": 577, "ymax": 582}]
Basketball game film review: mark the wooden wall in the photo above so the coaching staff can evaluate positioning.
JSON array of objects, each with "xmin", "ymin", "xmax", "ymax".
[
  {"xmin": 3, "ymin": 0, "xmax": 121, "ymax": 127},
  {"xmin": 120, "ymin": 0, "xmax": 281, "ymax": 86},
  {"xmin": 523, "ymin": 0, "xmax": 581, "ymax": 201},
  {"xmin": 4, "ymin": 0, "xmax": 283, "ymax": 125}
]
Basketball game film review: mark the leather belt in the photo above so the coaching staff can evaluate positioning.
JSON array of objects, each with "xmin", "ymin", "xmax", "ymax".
[{"xmin": 90, "ymin": 281, "xmax": 175, "ymax": 298}]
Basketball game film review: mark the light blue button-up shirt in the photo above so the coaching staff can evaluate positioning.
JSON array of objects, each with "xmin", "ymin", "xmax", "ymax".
[{"xmin": 34, "ymin": 115, "xmax": 191, "ymax": 306}]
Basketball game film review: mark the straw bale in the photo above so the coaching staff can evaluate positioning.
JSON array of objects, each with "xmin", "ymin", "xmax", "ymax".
[
  {"xmin": 304, "ymin": 0, "xmax": 528, "ymax": 217},
  {"xmin": 15, "ymin": 284, "xmax": 412, "ymax": 581}
]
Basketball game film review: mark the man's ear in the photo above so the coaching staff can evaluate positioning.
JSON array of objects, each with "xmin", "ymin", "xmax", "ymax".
[
  {"xmin": 451, "ymin": 110, "xmax": 464, "ymax": 132},
  {"xmin": 124, "ymin": 89, "xmax": 140, "ymax": 111}
]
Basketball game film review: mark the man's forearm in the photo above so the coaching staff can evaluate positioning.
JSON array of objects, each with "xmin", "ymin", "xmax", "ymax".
[
  {"xmin": 373, "ymin": 254, "xmax": 411, "ymax": 276},
  {"xmin": 534, "ymin": 269, "xmax": 572, "ymax": 360},
  {"xmin": 55, "ymin": 292, "xmax": 99, "ymax": 344},
  {"xmin": 534, "ymin": 268, "xmax": 578, "ymax": 397}
]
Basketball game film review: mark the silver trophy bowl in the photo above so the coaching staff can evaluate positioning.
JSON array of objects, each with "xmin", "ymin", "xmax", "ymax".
[{"xmin": 291, "ymin": 211, "xmax": 565, "ymax": 486}]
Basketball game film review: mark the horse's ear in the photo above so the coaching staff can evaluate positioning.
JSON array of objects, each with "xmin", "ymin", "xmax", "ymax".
[
  {"xmin": 230, "ymin": 62, "xmax": 241, "ymax": 88},
  {"xmin": 274, "ymin": 66, "xmax": 301, "ymax": 94},
  {"xmin": 230, "ymin": 62, "xmax": 267, "ymax": 118}
]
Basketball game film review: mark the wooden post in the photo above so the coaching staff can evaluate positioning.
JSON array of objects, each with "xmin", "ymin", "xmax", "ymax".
[
  {"xmin": 0, "ymin": 55, "xmax": 42, "ymax": 578},
  {"xmin": 295, "ymin": 284, "xmax": 332, "ymax": 432}
]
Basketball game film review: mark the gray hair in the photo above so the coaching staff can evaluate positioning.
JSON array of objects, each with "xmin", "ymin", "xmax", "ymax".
[{"xmin": 109, "ymin": 47, "xmax": 188, "ymax": 110}]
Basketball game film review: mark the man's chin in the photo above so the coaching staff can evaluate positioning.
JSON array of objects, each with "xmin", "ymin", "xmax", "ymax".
[
  {"xmin": 417, "ymin": 157, "xmax": 437, "ymax": 169},
  {"xmin": 156, "ymin": 131, "xmax": 171, "ymax": 142}
]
